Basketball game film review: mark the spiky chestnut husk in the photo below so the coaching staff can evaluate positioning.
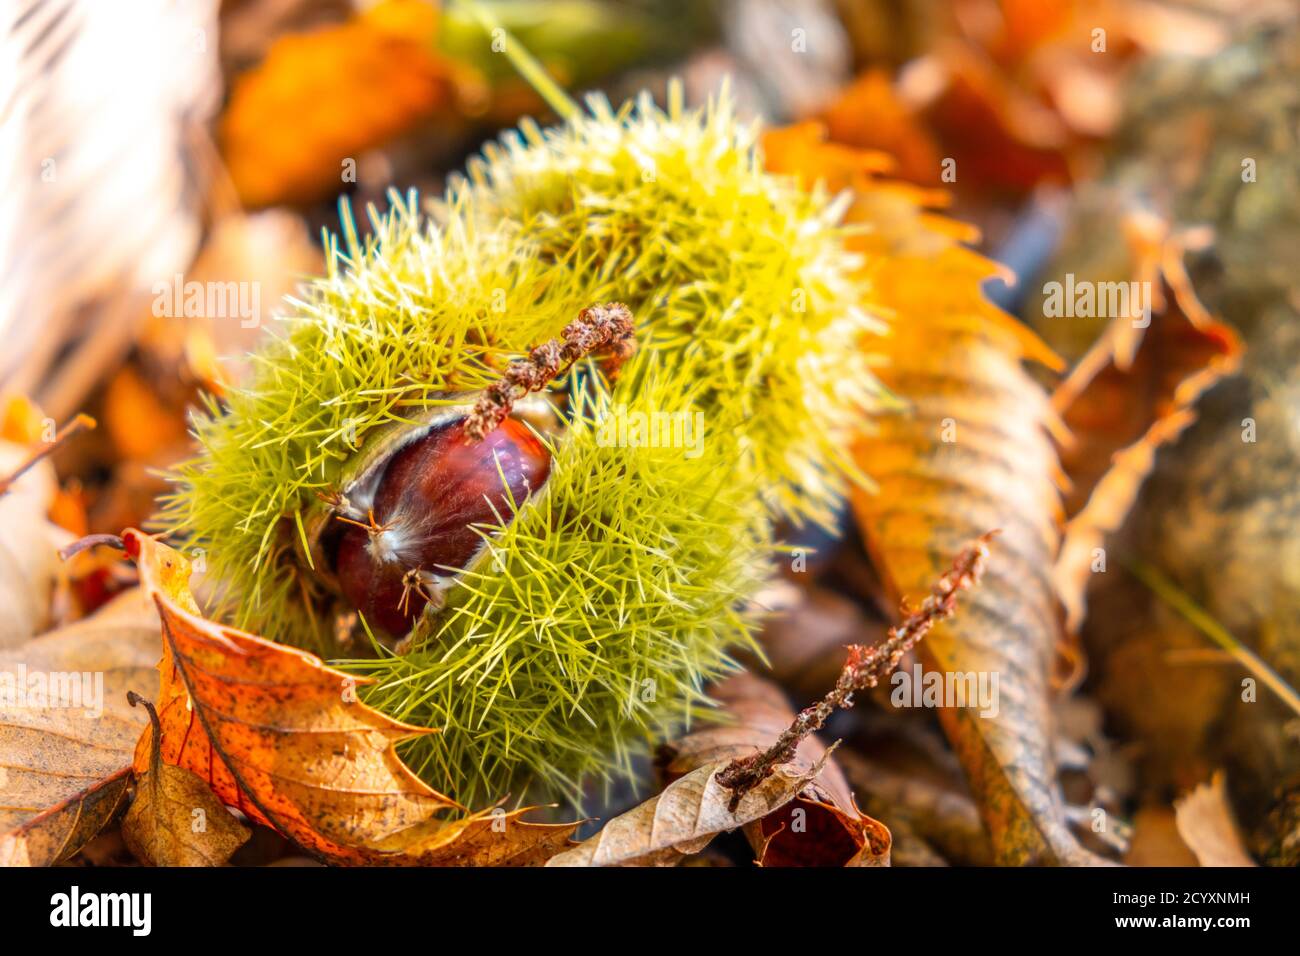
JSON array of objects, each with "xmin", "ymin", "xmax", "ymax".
[
  {"xmin": 344, "ymin": 373, "xmax": 772, "ymax": 807},
  {"xmin": 453, "ymin": 83, "xmax": 881, "ymax": 526},
  {"xmin": 159, "ymin": 86, "xmax": 875, "ymax": 807}
]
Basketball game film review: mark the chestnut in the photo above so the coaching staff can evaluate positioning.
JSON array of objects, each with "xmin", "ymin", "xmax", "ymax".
[{"xmin": 334, "ymin": 417, "xmax": 551, "ymax": 636}]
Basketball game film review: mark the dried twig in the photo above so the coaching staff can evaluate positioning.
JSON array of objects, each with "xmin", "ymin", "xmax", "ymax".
[
  {"xmin": 0, "ymin": 413, "xmax": 96, "ymax": 495},
  {"xmin": 58, "ymin": 533, "xmax": 126, "ymax": 562},
  {"xmin": 463, "ymin": 303, "xmax": 635, "ymax": 442},
  {"xmin": 718, "ymin": 531, "xmax": 996, "ymax": 810}
]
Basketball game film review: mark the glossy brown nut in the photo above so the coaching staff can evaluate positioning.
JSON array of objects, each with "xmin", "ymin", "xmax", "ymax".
[{"xmin": 335, "ymin": 417, "xmax": 551, "ymax": 636}]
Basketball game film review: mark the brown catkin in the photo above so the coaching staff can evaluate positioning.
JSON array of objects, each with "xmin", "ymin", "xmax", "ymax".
[{"xmin": 463, "ymin": 303, "xmax": 636, "ymax": 442}]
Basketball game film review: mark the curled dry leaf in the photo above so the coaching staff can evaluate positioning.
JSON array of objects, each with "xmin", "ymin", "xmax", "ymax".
[
  {"xmin": 122, "ymin": 529, "xmax": 576, "ymax": 866},
  {"xmin": 1174, "ymin": 772, "xmax": 1257, "ymax": 868},
  {"xmin": 1051, "ymin": 216, "xmax": 1242, "ymax": 630},
  {"xmin": 0, "ymin": 589, "xmax": 159, "ymax": 865},
  {"xmin": 660, "ymin": 673, "xmax": 890, "ymax": 867},
  {"xmin": 122, "ymin": 692, "xmax": 251, "ymax": 867},
  {"xmin": 545, "ymin": 757, "xmax": 825, "ymax": 868},
  {"xmin": 846, "ymin": 270, "xmax": 1090, "ymax": 865},
  {"xmin": 764, "ymin": 123, "xmax": 1099, "ymax": 865}
]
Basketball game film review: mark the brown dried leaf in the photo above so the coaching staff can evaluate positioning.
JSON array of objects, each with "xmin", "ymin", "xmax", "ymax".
[
  {"xmin": 660, "ymin": 673, "xmax": 890, "ymax": 867},
  {"xmin": 1052, "ymin": 219, "xmax": 1242, "ymax": 629},
  {"xmin": 122, "ymin": 530, "xmax": 576, "ymax": 866},
  {"xmin": 121, "ymin": 694, "xmax": 250, "ymax": 867},
  {"xmin": 845, "ymin": 226, "xmax": 1094, "ymax": 862},
  {"xmin": 545, "ymin": 757, "xmax": 823, "ymax": 868},
  {"xmin": 766, "ymin": 124, "xmax": 1097, "ymax": 864},
  {"xmin": 0, "ymin": 589, "xmax": 160, "ymax": 865}
]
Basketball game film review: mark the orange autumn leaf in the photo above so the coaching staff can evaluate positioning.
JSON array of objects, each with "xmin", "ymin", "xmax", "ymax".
[
  {"xmin": 903, "ymin": 1, "xmax": 1137, "ymax": 192},
  {"xmin": 845, "ymin": 258, "xmax": 1083, "ymax": 863},
  {"xmin": 0, "ymin": 394, "xmax": 47, "ymax": 445},
  {"xmin": 220, "ymin": 0, "xmax": 461, "ymax": 208},
  {"xmin": 764, "ymin": 122, "xmax": 1058, "ymax": 368},
  {"xmin": 103, "ymin": 366, "xmax": 189, "ymax": 464},
  {"xmin": 829, "ymin": 3, "xmax": 1161, "ymax": 197},
  {"xmin": 922, "ymin": 41, "xmax": 1074, "ymax": 194},
  {"xmin": 122, "ymin": 530, "xmax": 576, "ymax": 865},
  {"xmin": 815, "ymin": 56, "xmax": 1073, "ymax": 197},
  {"xmin": 47, "ymin": 484, "xmax": 89, "ymax": 539},
  {"xmin": 765, "ymin": 122, "xmax": 1101, "ymax": 865},
  {"xmin": 819, "ymin": 71, "xmax": 944, "ymax": 186}
]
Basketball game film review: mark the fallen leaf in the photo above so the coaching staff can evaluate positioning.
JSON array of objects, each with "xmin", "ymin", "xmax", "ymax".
[
  {"xmin": 845, "ymin": 249, "xmax": 1090, "ymax": 864},
  {"xmin": 546, "ymin": 757, "xmax": 825, "ymax": 868},
  {"xmin": 766, "ymin": 123, "xmax": 1099, "ymax": 864},
  {"xmin": 121, "ymin": 692, "xmax": 250, "ymax": 866},
  {"xmin": 849, "ymin": 1, "xmax": 1144, "ymax": 197},
  {"xmin": 848, "ymin": 201, "xmax": 1084, "ymax": 860},
  {"xmin": 1174, "ymin": 772, "xmax": 1257, "ymax": 867},
  {"xmin": 820, "ymin": 70, "xmax": 943, "ymax": 186},
  {"xmin": 102, "ymin": 366, "xmax": 189, "ymax": 465},
  {"xmin": 0, "ymin": 589, "xmax": 160, "ymax": 865},
  {"xmin": 1051, "ymin": 218, "xmax": 1242, "ymax": 629},
  {"xmin": 915, "ymin": 42, "xmax": 1074, "ymax": 195},
  {"xmin": 122, "ymin": 529, "xmax": 576, "ymax": 865},
  {"xmin": 220, "ymin": 0, "xmax": 461, "ymax": 207},
  {"xmin": 660, "ymin": 673, "xmax": 890, "ymax": 867}
]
